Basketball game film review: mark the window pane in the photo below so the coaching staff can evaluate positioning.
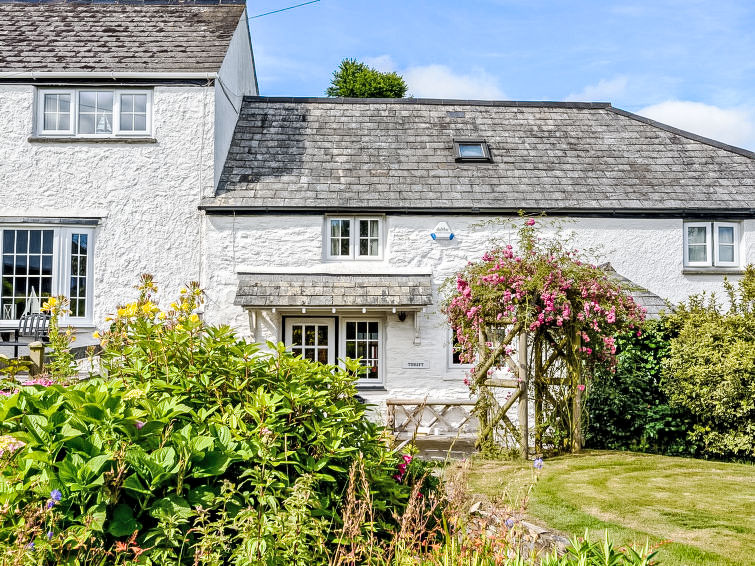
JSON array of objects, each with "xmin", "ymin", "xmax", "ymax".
[
  {"xmin": 341, "ymin": 220, "xmax": 350, "ymax": 238},
  {"xmin": 133, "ymin": 114, "xmax": 147, "ymax": 131},
  {"xmin": 44, "ymin": 94, "xmax": 57, "ymax": 113},
  {"xmin": 359, "ymin": 239, "xmax": 368, "ymax": 256},
  {"xmin": 304, "ymin": 325, "xmax": 315, "ymax": 346},
  {"xmin": 688, "ymin": 245, "xmax": 707, "ymax": 263},
  {"xmin": 79, "ymin": 113, "xmax": 95, "ymax": 134},
  {"xmin": 459, "ymin": 143, "xmax": 485, "ymax": 158},
  {"xmin": 317, "ymin": 325, "xmax": 328, "ymax": 346},
  {"xmin": 96, "ymin": 112, "xmax": 113, "ymax": 134},
  {"xmin": 15, "ymin": 231, "xmax": 27, "ymax": 254},
  {"xmin": 719, "ymin": 245, "xmax": 734, "ymax": 263},
  {"xmin": 59, "ymin": 95, "xmax": 70, "ymax": 114},
  {"xmin": 2, "ymin": 231, "xmax": 13, "ymax": 252},
  {"xmin": 58, "ymin": 113, "xmax": 70, "ymax": 131},
  {"xmin": 330, "ymin": 239, "xmax": 340, "ymax": 256},
  {"xmin": 121, "ymin": 94, "xmax": 134, "ymax": 113},
  {"xmin": 687, "ymin": 226, "xmax": 707, "ymax": 245},
  {"xmin": 303, "ymin": 349, "xmax": 315, "ymax": 361},
  {"xmin": 370, "ymin": 220, "xmax": 378, "ymax": 237},
  {"xmin": 99, "ymin": 92, "xmax": 113, "ymax": 112},
  {"xmin": 340, "ymin": 239, "xmax": 350, "ymax": 255},
  {"xmin": 134, "ymin": 94, "xmax": 147, "ymax": 114},
  {"xmin": 120, "ymin": 113, "xmax": 134, "ymax": 132},
  {"xmin": 43, "ymin": 113, "xmax": 56, "ymax": 131},
  {"xmin": 330, "ymin": 220, "xmax": 340, "ymax": 238},
  {"xmin": 80, "ymin": 91, "xmax": 96, "ymax": 112},
  {"xmin": 317, "ymin": 348, "xmax": 328, "ymax": 364},
  {"xmin": 29, "ymin": 230, "xmax": 41, "ymax": 254},
  {"xmin": 369, "ymin": 240, "xmax": 377, "ymax": 256},
  {"xmin": 346, "ymin": 321, "xmax": 355, "ymax": 340},
  {"xmin": 360, "ymin": 220, "xmax": 368, "ymax": 237},
  {"xmin": 346, "ymin": 342, "xmax": 356, "ymax": 357},
  {"xmin": 718, "ymin": 226, "xmax": 734, "ymax": 244},
  {"xmin": 292, "ymin": 326, "xmax": 302, "ymax": 345},
  {"xmin": 42, "ymin": 231, "xmax": 53, "ymax": 254}
]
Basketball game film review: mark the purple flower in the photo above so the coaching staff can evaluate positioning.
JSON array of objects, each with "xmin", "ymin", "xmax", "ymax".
[
  {"xmin": 46, "ymin": 531, "xmax": 53, "ymax": 540},
  {"xmin": 134, "ymin": 420, "xmax": 145, "ymax": 430},
  {"xmin": 47, "ymin": 489, "xmax": 62, "ymax": 508},
  {"xmin": 505, "ymin": 518, "xmax": 515, "ymax": 528},
  {"xmin": 533, "ymin": 458, "xmax": 544, "ymax": 470},
  {"xmin": 25, "ymin": 542, "xmax": 35, "ymax": 550}
]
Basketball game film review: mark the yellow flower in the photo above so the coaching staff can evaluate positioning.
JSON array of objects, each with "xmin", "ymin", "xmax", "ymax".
[
  {"xmin": 92, "ymin": 331, "xmax": 100, "ymax": 340},
  {"xmin": 140, "ymin": 302, "xmax": 156, "ymax": 315},
  {"xmin": 180, "ymin": 287, "xmax": 187, "ymax": 294},
  {"xmin": 189, "ymin": 314, "xmax": 200, "ymax": 324},
  {"xmin": 170, "ymin": 302, "xmax": 179, "ymax": 311},
  {"xmin": 117, "ymin": 308, "xmax": 126, "ymax": 318},
  {"xmin": 157, "ymin": 311, "xmax": 166, "ymax": 321}
]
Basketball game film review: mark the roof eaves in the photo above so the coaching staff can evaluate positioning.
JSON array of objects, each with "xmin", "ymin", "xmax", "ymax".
[{"xmin": 238, "ymin": 95, "xmax": 613, "ymax": 109}]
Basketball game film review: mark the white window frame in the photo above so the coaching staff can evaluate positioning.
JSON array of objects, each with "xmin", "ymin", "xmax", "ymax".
[
  {"xmin": 713, "ymin": 222, "xmax": 740, "ymax": 268},
  {"xmin": 447, "ymin": 329, "xmax": 473, "ymax": 369},
  {"xmin": 0, "ymin": 226, "xmax": 95, "ymax": 325},
  {"xmin": 38, "ymin": 90, "xmax": 74, "ymax": 136},
  {"xmin": 284, "ymin": 317, "xmax": 336, "ymax": 365},
  {"xmin": 324, "ymin": 216, "xmax": 384, "ymax": 260},
  {"xmin": 340, "ymin": 317, "xmax": 384, "ymax": 385},
  {"xmin": 36, "ymin": 88, "xmax": 152, "ymax": 138},
  {"xmin": 683, "ymin": 221, "xmax": 740, "ymax": 268}
]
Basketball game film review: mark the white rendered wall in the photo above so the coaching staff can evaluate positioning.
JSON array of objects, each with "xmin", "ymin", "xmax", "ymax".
[
  {"xmin": 214, "ymin": 14, "xmax": 258, "ymax": 189},
  {"xmin": 204, "ymin": 213, "xmax": 755, "ymax": 406},
  {"xmin": 0, "ymin": 84, "xmax": 214, "ymax": 327}
]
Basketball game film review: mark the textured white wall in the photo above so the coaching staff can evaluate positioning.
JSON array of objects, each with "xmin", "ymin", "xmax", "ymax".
[
  {"xmin": 204, "ymin": 213, "xmax": 755, "ymax": 404},
  {"xmin": 0, "ymin": 84, "xmax": 214, "ymax": 326},
  {"xmin": 214, "ymin": 14, "xmax": 258, "ymax": 189}
]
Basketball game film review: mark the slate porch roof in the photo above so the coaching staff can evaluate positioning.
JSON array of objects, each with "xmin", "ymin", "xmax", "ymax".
[
  {"xmin": 234, "ymin": 273, "xmax": 433, "ymax": 308},
  {"xmin": 204, "ymin": 97, "xmax": 755, "ymax": 214},
  {"xmin": 600, "ymin": 263, "xmax": 669, "ymax": 319},
  {"xmin": 0, "ymin": 0, "xmax": 246, "ymax": 74}
]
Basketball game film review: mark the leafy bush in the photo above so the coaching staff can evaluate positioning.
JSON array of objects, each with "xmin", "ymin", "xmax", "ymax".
[
  {"xmin": 0, "ymin": 277, "xmax": 413, "ymax": 564},
  {"xmin": 661, "ymin": 267, "xmax": 755, "ymax": 461},
  {"xmin": 326, "ymin": 58, "xmax": 408, "ymax": 98},
  {"xmin": 585, "ymin": 320, "xmax": 693, "ymax": 455}
]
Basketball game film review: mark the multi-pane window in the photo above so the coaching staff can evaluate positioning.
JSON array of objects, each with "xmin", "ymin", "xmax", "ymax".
[
  {"xmin": 449, "ymin": 331, "xmax": 472, "ymax": 367},
  {"xmin": 37, "ymin": 88, "xmax": 151, "ymax": 137},
  {"xmin": 344, "ymin": 320, "xmax": 381, "ymax": 382},
  {"xmin": 42, "ymin": 93, "xmax": 72, "ymax": 133},
  {"xmin": 0, "ymin": 228, "xmax": 93, "ymax": 322},
  {"xmin": 79, "ymin": 91, "xmax": 114, "ymax": 134},
  {"xmin": 289, "ymin": 322, "xmax": 331, "ymax": 364},
  {"xmin": 326, "ymin": 217, "xmax": 382, "ymax": 259},
  {"xmin": 119, "ymin": 93, "xmax": 148, "ymax": 132},
  {"xmin": 359, "ymin": 219, "xmax": 380, "ymax": 256},
  {"xmin": 684, "ymin": 221, "xmax": 740, "ymax": 268},
  {"xmin": 329, "ymin": 219, "xmax": 351, "ymax": 257}
]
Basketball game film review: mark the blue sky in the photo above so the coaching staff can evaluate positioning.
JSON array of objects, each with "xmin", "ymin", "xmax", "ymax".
[{"xmin": 247, "ymin": 1, "xmax": 755, "ymax": 150}]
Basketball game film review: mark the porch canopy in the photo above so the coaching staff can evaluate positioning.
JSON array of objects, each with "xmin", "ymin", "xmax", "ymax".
[{"xmin": 234, "ymin": 273, "xmax": 433, "ymax": 310}]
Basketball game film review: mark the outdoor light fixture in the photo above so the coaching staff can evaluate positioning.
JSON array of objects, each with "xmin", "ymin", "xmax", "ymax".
[{"xmin": 397, "ymin": 311, "xmax": 407, "ymax": 322}]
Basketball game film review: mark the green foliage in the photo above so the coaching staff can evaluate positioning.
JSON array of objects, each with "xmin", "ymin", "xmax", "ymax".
[
  {"xmin": 539, "ymin": 531, "xmax": 657, "ymax": 566},
  {"xmin": 0, "ymin": 278, "xmax": 413, "ymax": 564},
  {"xmin": 326, "ymin": 58, "xmax": 408, "ymax": 98},
  {"xmin": 661, "ymin": 267, "xmax": 755, "ymax": 461},
  {"xmin": 585, "ymin": 320, "xmax": 692, "ymax": 455}
]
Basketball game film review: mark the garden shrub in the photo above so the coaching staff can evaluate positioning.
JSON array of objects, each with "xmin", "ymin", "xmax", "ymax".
[
  {"xmin": 661, "ymin": 267, "xmax": 755, "ymax": 461},
  {"xmin": 0, "ymin": 277, "xmax": 415, "ymax": 565},
  {"xmin": 585, "ymin": 320, "xmax": 693, "ymax": 455}
]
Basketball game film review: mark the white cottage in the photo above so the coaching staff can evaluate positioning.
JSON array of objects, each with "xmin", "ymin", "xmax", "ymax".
[
  {"xmin": 0, "ymin": 0, "xmax": 256, "ymax": 338},
  {"xmin": 200, "ymin": 97, "xmax": 755, "ymax": 406}
]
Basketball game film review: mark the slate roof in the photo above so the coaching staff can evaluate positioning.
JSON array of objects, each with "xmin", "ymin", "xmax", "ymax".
[
  {"xmin": 234, "ymin": 273, "xmax": 434, "ymax": 308},
  {"xmin": 601, "ymin": 263, "xmax": 669, "ymax": 319},
  {"xmin": 0, "ymin": 0, "xmax": 246, "ymax": 73},
  {"xmin": 205, "ymin": 97, "xmax": 755, "ymax": 214}
]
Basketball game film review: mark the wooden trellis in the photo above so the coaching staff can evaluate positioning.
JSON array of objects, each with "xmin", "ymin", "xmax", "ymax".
[{"xmin": 386, "ymin": 399, "xmax": 476, "ymax": 451}]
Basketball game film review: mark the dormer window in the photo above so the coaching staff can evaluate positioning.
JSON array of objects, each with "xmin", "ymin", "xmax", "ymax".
[
  {"xmin": 36, "ymin": 88, "xmax": 152, "ymax": 138},
  {"xmin": 454, "ymin": 140, "xmax": 491, "ymax": 162}
]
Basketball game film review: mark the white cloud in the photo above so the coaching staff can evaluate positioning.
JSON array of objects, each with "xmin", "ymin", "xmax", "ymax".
[
  {"xmin": 363, "ymin": 55, "xmax": 397, "ymax": 73},
  {"xmin": 636, "ymin": 100, "xmax": 755, "ymax": 149},
  {"xmin": 566, "ymin": 76, "xmax": 628, "ymax": 102},
  {"xmin": 403, "ymin": 65, "xmax": 505, "ymax": 100},
  {"xmin": 361, "ymin": 56, "xmax": 506, "ymax": 100}
]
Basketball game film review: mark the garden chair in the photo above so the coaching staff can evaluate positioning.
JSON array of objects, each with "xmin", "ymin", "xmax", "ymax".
[{"xmin": 0, "ymin": 313, "xmax": 51, "ymax": 358}]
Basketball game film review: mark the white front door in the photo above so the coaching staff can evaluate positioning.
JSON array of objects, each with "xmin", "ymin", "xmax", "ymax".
[{"xmin": 284, "ymin": 318, "xmax": 335, "ymax": 365}]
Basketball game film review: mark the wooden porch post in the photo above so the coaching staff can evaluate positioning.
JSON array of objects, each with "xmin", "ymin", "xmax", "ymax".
[{"xmin": 517, "ymin": 331, "xmax": 528, "ymax": 459}]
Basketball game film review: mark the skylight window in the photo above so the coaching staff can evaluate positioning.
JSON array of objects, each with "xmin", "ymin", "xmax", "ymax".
[{"xmin": 454, "ymin": 140, "xmax": 491, "ymax": 162}]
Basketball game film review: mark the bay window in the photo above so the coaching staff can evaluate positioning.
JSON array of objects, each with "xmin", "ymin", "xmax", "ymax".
[{"xmin": 1, "ymin": 227, "xmax": 94, "ymax": 323}]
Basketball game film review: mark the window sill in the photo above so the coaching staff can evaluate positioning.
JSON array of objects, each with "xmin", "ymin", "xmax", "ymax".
[
  {"xmin": 28, "ymin": 136, "xmax": 157, "ymax": 144},
  {"xmin": 683, "ymin": 268, "xmax": 745, "ymax": 275}
]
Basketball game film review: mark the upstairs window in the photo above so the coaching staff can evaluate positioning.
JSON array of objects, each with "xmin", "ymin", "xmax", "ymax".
[
  {"xmin": 454, "ymin": 140, "xmax": 492, "ymax": 162},
  {"xmin": 37, "ymin": 88, "xmax": 152, "ymax": 137},
  {"xmin": 326, "ymin": 217, "xmax": 383, "ymax": 260},
  {"xmin": 684, "ymin": 221, "xmax": 740, "ymax": 268}
]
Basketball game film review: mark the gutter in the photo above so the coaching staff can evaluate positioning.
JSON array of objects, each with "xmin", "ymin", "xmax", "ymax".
[{"xmin": 0, "ymin": 72, "xmax": 218, "ymax": 80}]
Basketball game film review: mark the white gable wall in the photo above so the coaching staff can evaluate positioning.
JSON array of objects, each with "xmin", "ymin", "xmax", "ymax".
[
  {"xmin": 0, "ymin": 84, "xmax": 214, "ymax": 326},
  {"xmin": 204, "ymin": 213, "xmax": 754, "ymax": 405}
]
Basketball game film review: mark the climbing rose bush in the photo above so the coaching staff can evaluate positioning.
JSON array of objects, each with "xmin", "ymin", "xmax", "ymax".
[{"xmin": 444, "ymin": 219, "xmax": 646, "ymax": 372}]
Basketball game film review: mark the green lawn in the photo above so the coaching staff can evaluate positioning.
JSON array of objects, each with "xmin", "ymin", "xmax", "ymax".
[{"xmin": 466, "ymin": 450, "xmax": 755, "ymax": 566}]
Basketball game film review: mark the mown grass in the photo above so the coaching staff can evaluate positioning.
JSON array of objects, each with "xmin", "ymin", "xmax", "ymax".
[{"xmin": 466, "ymin": 450, "xmax": 754, "ymax": 566}]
